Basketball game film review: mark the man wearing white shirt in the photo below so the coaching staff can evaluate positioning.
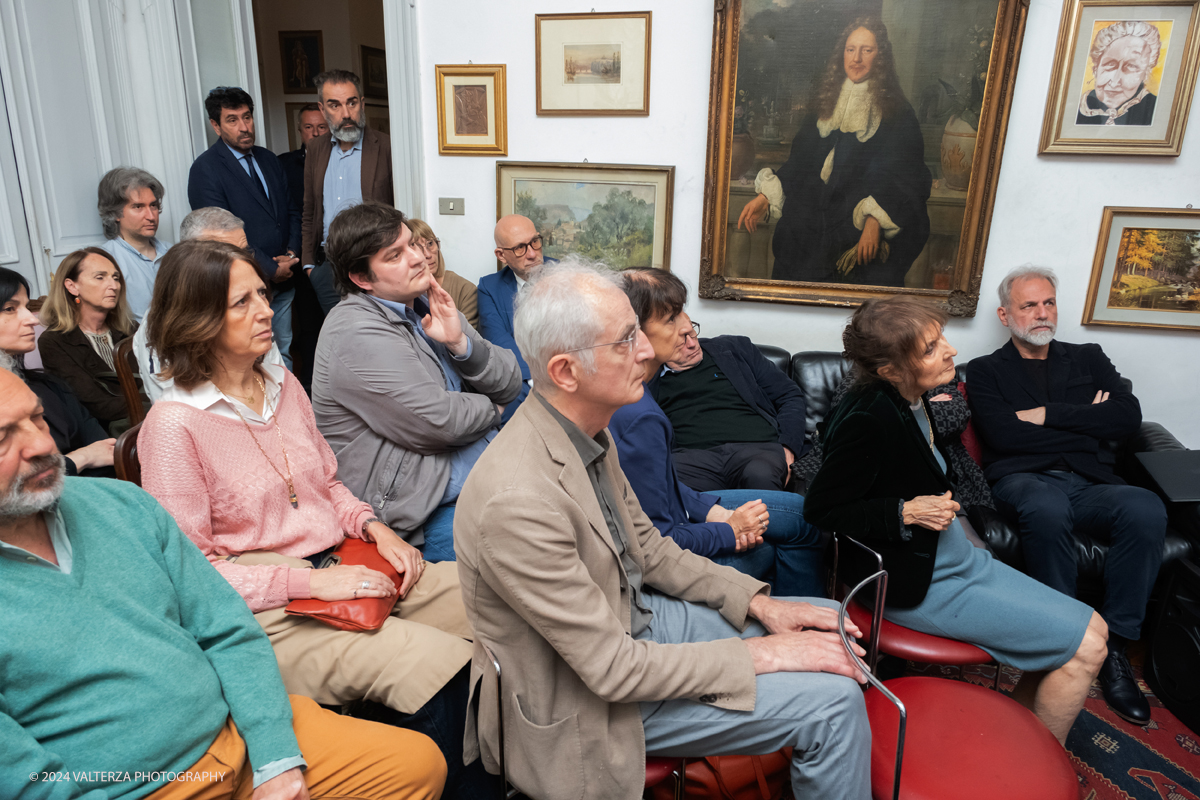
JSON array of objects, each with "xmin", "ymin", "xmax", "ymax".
[{"xmin": 97, "ymin": 167, "xmax": 170, "ymax": 323}]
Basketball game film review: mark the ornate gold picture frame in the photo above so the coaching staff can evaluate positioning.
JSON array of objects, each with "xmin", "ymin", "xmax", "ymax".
[{"xmin": 435, "ymin": 64, "xmax": 507, "ymax": 157}]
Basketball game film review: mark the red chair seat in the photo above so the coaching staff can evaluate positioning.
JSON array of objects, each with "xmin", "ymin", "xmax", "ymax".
[
  {"xmin": 864, "ymin": 677, "xmax": 1077, "ymax": 800},
  {"xmin": 644, "ymin": 757, "xmax": 677, "ymax": 788},
  {"xmin": 848, "ymin": 599, "xmax": 992, "ymax": 665}
]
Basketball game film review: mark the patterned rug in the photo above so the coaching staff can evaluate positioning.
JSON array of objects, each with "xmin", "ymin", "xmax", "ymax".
[{"xmin": 904, "ymin": 657, "xmax": 1200, "ymax": 800}]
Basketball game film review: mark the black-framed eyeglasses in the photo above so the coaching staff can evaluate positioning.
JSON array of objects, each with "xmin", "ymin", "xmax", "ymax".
[
  {"xmin": 563, "ymin": 319, "xmax": 641, "ymax": 356},
  {"xmin": 497, "ymin": 235, "xmax": 543, "ymax": 258},
  {"xmin": 684, "ymin": 321, "xmax": 700, "ymax": 341}
]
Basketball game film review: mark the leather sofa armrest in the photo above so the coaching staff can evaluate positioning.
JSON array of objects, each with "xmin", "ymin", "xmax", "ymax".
[
  {"xmin": 967, "ymin": 505, "xmax": 1023, "ymax": 570},
  {"xmin": 1120, "ymin": 422, "xmax": 1199, "ymax": 548}
]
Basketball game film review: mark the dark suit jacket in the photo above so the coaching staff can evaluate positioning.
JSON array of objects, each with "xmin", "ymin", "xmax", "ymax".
[
  {"xmin": 37, "ymin": 326, "xmax": 143, "ymax": 430},
  {"xmin": 804, "ymin": 381, "xmax": 949, "ymax": 608},
  {"xmin": 21, "ymin": 369, "xmax": 114, "ymax": 478},
  {"xmin": 966, "ymin": 340, "xmax": 1140, "ymax": 486},
  {"xmin": 649, "ymin": 335, "xmax": 808, "ymax": 457},
  {"xmin": 187, "ymin": 141, "xmax": 300, "ymax": 284},
  {"xmin": 301, "ymin": 129, "xmax": 393, "ymax": 268},
  {"xmin": 277, "ymin": 145, "xmax": 306, "ymax": 210},
  {"xmin": 476, "ymin": 266, "xmax": 530, "ymax": 423}
]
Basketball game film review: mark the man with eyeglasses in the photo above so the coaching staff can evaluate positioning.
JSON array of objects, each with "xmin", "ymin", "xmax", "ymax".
[
  {"xmin": 302, "ymin": 69, "xmax": 394, "ymax": 314},
  {"xmin": 97, "ymin": 167, "xmax": 170, "ymax": 322},
  {"xmin": 477, "ymin": 214, "xmax": 557, "ymax": 423}
]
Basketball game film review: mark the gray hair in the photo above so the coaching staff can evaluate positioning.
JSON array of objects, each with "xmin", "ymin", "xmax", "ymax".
[
  {"xmin": 315, "ymin": 69, "xmax": 363, "ymax": 101},
  {"xmin": 1090, "ymin": 20, "xmax": 1161, "ymax": 76},
  {"xmin": 97, "ymin": 167, "xmax": 164, "ymax": 240},
  {"xmin": 998, "ymin": 264, "xmax": 1059, "ymax": 307},
  {"xmin": 0, "ymin": 350, "xmax": 16, "ymax": 372},
  {"xmin": 180, "ymin": 207, "xmax": 244, "ymax": 241},
  {"xmin": 514, "ymin": 256, "xmax": 624, "ymax": 389}
]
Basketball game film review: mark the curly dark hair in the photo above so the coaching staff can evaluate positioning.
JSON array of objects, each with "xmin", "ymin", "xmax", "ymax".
[
  {"xmin": 812, "ymin": 17, "xmax": 907, "ymax": 121},
  {"xmin": 204, "ymin": 86, "xmax": 255, "ymax": 123}
]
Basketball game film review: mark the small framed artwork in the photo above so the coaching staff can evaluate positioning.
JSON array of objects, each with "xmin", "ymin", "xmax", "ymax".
[
  {"xmin": 496, "ymin": 161, "xmax": 675, "ymax": 269},
  {"xmin": 365, "ymin": 104, "xmax": 390, "ymax": 136},
  {"xmin": 1040, "ymin": 0, "xmax": 1200, "ymax": 155},
  {"xmin": 1084, "ymin": 206, "xmax": 1200, "ymax": 332},
  {"xmin": 535, "ymin": 11, "xmax": 651, "ymax": 116},
  {"xmin": 435, "ymin": 64, "xmax": 507, "ymax": 156},
  {"xmin": 361, "ymin": 45, "xmax": 388, "ymax": 100},
  {"xmin": 279, "ymin": 31, "xmax": 324, "ymax": 95},
  {"xmin": 285, "ymin": 103, "xmax": 313, "ymax": 151}
]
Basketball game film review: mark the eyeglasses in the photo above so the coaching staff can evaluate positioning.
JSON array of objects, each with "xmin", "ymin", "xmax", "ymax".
[
  {"xmin": 563, "ymin": 320, "xmax": 641, "ymax": 357},
  {"xmin": 497, "ymin": 235, "xmax": 543, "ymax": 258},
  {"xmin": 416, "ymin": 238, "xmax": 440, "ymax": 254},
  {"xmin": 684, "ymin": 321, "xmax": 700, "ymax": 341}
]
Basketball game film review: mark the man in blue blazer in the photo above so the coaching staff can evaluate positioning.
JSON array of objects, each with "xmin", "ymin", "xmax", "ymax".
[{"xmin": 188, "ymin": 86, "xmax": 301, "ymax": 366}]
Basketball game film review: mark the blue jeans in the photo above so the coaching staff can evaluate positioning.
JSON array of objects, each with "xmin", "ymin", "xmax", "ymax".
[
  {"xmin": 308, "ymin": 261, "xmax": 341, "ymax": 314},
  {"xmin": 270, "ymin": 285, "xmax": 294, "ymax": 369},
  {"xmin": 420, "ymin": 503, "xmax": 457, "ymax": 563},
  {"xmin": 710, "ymin": 489, "xmax": 825, "ymax": 598}
]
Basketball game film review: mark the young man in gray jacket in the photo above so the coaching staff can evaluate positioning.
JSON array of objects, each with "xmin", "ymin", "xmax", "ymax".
[{"xmin": 312, "ymin": 202, "xmax": 522, "ymax": 562}]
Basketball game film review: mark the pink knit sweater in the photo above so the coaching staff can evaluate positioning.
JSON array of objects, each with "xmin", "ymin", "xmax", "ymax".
[{"xmin": 140, "ymin": 371, "xmax": 375, "ymax": 612}]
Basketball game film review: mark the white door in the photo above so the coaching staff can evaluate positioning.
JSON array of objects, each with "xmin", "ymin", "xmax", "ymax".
[{"xmin": 0, "ymin": 73, "xmax": 40, "ymax": 294}]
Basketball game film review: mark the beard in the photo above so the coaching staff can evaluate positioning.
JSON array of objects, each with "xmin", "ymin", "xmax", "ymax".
[
  {"xmin": 0, "ymin": 453, "xmax": 65, "ymax": 521},
  {"xmin": 330, "ymin": 114, "xmax": 365, "ymax": 144},
  {"xmin": 1012, "ymin": 318, "xmax": 1056, "ymax": 348}
]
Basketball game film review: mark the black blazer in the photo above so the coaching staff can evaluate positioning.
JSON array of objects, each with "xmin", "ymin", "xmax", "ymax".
[
  {"xmin": 966, "ymin": 340, "xmax": 1141, "ymax": 486},
  {"xmin": 187, "ymin": 140, "xmax": 301, "ymax": 285},
  {"xmin": 37, "ymin": 326, "xmax": 143, "ymax": 430},
  {"xmin": 804, "ymin": 381, "xmax": 953, "ymax": 608},
  {"xmin": 21, "ymin": 369, "xmax": 115, "ymax": 478}
]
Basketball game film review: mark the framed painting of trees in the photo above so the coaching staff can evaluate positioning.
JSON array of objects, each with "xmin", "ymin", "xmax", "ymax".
[
  {"xmin": 495, "ymin": 161, "xmax": 676, "ymax": 269},
  {"xmin": 1084, "ymin": 206, "xmax": 1200, "ymax": 331}
]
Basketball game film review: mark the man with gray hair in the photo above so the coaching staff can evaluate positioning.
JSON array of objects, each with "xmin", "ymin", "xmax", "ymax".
[
  {"xmin": 455, "ymin": 259, "xmax": 871, "ymax": 800},
  {"xmin": 967, "ymin": 264, "xmax": 1165, "ymax": 725},
  {"xmin": 1077, "ymin": 20, "xmax": 1161, "ymax": 125},
  {"xmin": 97, "ymin": 166, "xmax": 170, "ymax": 322}
]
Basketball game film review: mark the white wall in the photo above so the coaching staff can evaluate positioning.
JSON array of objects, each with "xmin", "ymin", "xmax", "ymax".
[{"xmin": 414, "ymin": 0, "xmax": 1199, "ymax": 446}]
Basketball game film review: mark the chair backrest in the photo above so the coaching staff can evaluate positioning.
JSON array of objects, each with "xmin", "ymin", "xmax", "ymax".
[
  {"xmin": 480, "ymin": 642, "xmax": 517, "ymax": 800},
  {"xmin": 114, "ymin": 420, "xmax": 142, "ymax": 486},
  {"xmin": 754, "ymin": 343, "xmax": 792, "ymax": 379},
  {"xmin": 789, "ymin": 351, "xmax": 851, "ymax": 437},
  {"xmin": 114, "ymin": 337, "xmax": 145, "ymax": 426}
]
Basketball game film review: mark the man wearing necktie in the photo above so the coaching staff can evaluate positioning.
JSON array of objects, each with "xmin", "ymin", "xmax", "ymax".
[{"xmin": 188, "ymin": 86, "xmax": 302, "ymax": 367}]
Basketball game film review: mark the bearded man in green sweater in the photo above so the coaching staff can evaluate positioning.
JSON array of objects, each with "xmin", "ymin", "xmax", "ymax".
[{"xmin": 0, "ymin": 366, "xmax": 444, "ymax": 800}]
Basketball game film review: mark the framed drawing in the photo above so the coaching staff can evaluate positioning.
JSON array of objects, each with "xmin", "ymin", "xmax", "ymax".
[
  {"xmin": 436, "ymin": 65, "xmax": 507, "ymax": 156},
  {"xmin": 699, "ymin": 0, "xmax": 1030, "ymax": 316},
  {"xmin": 365, "ymin": 104, "xmax": 390, "ymax": 136},
  {"xmin": 279, "ymin": 31, "xmax": 324, "ymax": 95},
  {"xmin": 361, "ymin": 45, "xmax": 388, "ymax": 100},
  {"xmin": 1083, "ymin": 206, "xmax": 1200, "ymax": 331},
  {"xmin": 496, "ymin": 161, "xmax": 675, "ymax": 269},
  {"xmin": 535, "ymin": 11, "xmax": 652, "ymax": 116},
  {"xmin": 1040, "ymin": 0, "xmax": 1200, "ymax": 156}
]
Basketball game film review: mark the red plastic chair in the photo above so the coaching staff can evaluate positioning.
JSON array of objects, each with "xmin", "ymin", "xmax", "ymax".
[{"xmin": 838, "ymin": 569, "xmax": 1079, "ymax": 800}]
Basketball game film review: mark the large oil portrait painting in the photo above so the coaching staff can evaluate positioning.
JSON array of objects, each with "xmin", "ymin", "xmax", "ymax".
[{"xmin": 700, "ymin": 0, "xmax": 1030, "ymax": 315}]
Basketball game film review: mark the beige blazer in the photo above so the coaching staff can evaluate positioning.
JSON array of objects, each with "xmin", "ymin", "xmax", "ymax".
[
  {"xmin": 454, "ymin": 395, "xmax": 767, "ymax": 800},
  {"xmin": 301, "ymin": 127, "xmax": 394, "ymax": 268}
]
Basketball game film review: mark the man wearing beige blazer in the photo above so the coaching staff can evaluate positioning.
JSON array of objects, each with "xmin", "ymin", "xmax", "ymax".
[
  {"xmin": 301, "ymin": 68, "xmax": 394, "ymax": 313},
  {"xmin": 455, "ymin": 260, "xmax": 872, "ymax": 800}
]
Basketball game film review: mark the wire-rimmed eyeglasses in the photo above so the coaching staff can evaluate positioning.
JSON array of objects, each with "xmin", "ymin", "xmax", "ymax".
[{"xmin": 562, "ymin": 319, "xmax": 641, "ymax": 356}]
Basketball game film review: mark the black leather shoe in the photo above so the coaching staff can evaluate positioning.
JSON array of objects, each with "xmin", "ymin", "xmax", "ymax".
[{"xmin": 1099, "ymin": 648, "xmax": 1151, "ymax": 725}]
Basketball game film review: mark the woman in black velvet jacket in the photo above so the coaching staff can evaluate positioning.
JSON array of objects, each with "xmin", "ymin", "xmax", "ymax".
[{"xmin": 804, "ymin": 296, "xmax": 1106, "ymax": 746}]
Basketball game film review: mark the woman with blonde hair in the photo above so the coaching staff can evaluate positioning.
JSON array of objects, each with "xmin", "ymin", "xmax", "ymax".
[
  {"xmin": 38, "ymin": 246, "xmax": 146, "ymax": 433},
  {"xmin": 408, "ymin": 218, "xmax": 479, "ymax": 328}
]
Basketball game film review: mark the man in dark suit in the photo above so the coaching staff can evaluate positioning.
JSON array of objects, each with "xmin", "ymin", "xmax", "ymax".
[
  {"xmin": 302, "ymin": 69, "xmax": 393, "ymax": 313},
  {"xmin": 188, "ymin": 86, "xmax": 301, "ymax": 366},
  {"xmin": 968, "ymin": 265, "xmax": 1166, "ymax": 725},
  {"xmin": 278, "ymin": 103, "xmax": 327, "ymax": 203}
]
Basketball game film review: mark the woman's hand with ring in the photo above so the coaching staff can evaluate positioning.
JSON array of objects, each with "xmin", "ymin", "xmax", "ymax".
[
  {"xmin": 727, "ymin": 499, "xmax": 768, "ymax": 551},
  {"xmin": 902, "ymin": 491, "xmax": 960, "ymax": 531},
  {"xmin": 308, "ymin": 564, "xmax": 396, "ymax": 601},
  {"xmin": 371, "ymin": 526, "xmax": 426, "ymax": 598}
]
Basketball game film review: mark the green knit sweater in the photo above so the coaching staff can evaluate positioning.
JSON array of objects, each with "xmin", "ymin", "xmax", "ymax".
[{"xmin": 1, "ymin": 477, "xmax": 300, "ymax": 799}]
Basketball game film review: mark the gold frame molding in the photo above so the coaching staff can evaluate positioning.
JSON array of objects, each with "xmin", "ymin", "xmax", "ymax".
[
  {"xmin": 435, "ymin": 64, "xmax": 508, "ymax": 157},
  {"xmin": 535, "ymin": 11, "xmax": 652, "ymax": 117},
  {"xmin": 698, "ymin": 0, "xmax": 1030, "ymax": 317},
  {"xmin": 1039, "ymin": 0, "xmax": 1200, "ymax": 156}
]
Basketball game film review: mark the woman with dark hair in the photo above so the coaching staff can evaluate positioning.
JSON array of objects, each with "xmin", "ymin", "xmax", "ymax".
[
  {"xmin": 38, "ymin": 247, "xmax": 146, "ymax": 433},
  {"xmin": 408, "ymin": 218, "xmax": 479, "ymax": 329},
  {"xmin": 804, "ymin": 296, "xmax": 1107, "ymax": 745},
  {"xmin": 739, "ymin": 17, "xmax": 932, "ymax": 286},
  {"xmin": 0, "ymin": 267, "xmax": 115, "ymax": 476},
  {"xmin": 137, "ymin": 239, "xmax": 487, "ymax": 797}
]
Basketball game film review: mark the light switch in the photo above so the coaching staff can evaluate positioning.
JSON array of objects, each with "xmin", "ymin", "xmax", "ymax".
[{"xmin": 439, "ymin": 197, "xmax": 465, "ymax": 215}]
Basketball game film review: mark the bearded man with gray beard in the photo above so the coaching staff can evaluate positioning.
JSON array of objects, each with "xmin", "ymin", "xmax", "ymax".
[{"xmin": 967, "ymin": 264, "xmax": 1165, "ymax": 727}]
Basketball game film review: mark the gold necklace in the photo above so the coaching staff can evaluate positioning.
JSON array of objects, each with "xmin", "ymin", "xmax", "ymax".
[
  {"xmin": 224, "ymin": 375, "xmax": 298, "ymax": 509},
  {"xmin": 918, "ymin": 403, "xmax": 936, "ymax": 451}
]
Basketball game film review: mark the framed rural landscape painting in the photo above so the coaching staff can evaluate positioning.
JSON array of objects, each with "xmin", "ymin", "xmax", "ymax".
[
  {"xmin": 535, "ymin": 12, "xmax": 652, "ymax": 116},
  {"xmin": 496, "ymin": 161, "xmax": 675, "ymax": 269},
  {"xmin": 699, "ymin": 0, "xmax": 1030, "ymax": 316},
  {"xmin": 1084, "ymin": 206, "xmax": 1200, "ymax": 332}
]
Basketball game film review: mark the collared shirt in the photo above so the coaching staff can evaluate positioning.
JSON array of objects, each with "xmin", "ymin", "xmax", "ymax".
[
  {"xmin": 101, "ymin": 237, "xmax": 170, "ymax": 324},
  {"xmin": 535, "ymin": 392, "xmax": 653, "ymax": 637},
  {"xmin": 0, "ymin": 508, "xmax": 73, "ymax": 573},
  {"xmin": 321, "ymin": 137, "xmax": 363, "ymax": 245},
  {"xmin": 159, "ymin": 362, "xmax": 285, "ymax": 423},
  {"xmin": 224, "ymin": 142, "xmax": 270, "ymax": 198}
]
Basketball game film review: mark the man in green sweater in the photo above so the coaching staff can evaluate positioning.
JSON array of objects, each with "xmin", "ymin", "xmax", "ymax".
[{"xmin": 0, "ymin": 366, "xmax": 445, "ymax": 800}]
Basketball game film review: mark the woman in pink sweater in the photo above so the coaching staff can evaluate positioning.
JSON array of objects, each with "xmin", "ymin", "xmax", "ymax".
[{"xmin": 138, "ymin": 239, "xmax": 489, "ymax": 797}]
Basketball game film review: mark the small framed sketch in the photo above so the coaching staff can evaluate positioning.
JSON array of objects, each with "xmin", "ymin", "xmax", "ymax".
[
  {"xmin": 1084, "ymin": 206, "xmax": 1200, "ymax": 332},
  {"xmin": 365, "ymin": 104, "xmax": 390, "ymax": 136},
  {"xmin": 535, "ymin": 11, "xmax": 651, "ymax": 116},
  {"xmin": 361, "ymin": 46, "xmax": 388, "ymax": 100},
  {"xmin": 279, "ymin": 31, "xmax": 324, "ymax": 95},
  {"xmin": 497, "ymin": 161, "xmax": 675, "ymax": 269},
  {"xmin": 435, "ymin": 64, "xmax": 507, "ymax": 156},
  {"xmin": 1040, "ymin": 0, "xmax": 1200, "ymax": 155}
]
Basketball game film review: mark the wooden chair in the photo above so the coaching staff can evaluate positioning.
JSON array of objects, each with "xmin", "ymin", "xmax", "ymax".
[
  {"xmin": 114, "ymin": 421, "xmax": 142, "ymax": 486},
  {"xmin": 114, "ymin": 337, "xmax": 145, "ymax": 426}
]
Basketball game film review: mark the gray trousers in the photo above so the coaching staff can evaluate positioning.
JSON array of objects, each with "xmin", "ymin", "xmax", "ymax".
[{"xmin": 638, "ymin": 593, "xmax": 871, "ymax": 800}]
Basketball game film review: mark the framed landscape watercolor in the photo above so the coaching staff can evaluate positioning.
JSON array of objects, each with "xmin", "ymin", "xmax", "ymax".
[
  {"xmin": 535, "ymin": 12, "xmax": 652, "ymax": 116},
  {"xmin": 699, "ymin": 0, "xmax": 1030, "ymax": 316},
  {"xmin": 1084, "ymin": 206, "xmax": 1200, "ymax": 332},
  {"xmin": 496, "ymin": 161, "xmax": 675, "ymax": 269},
  {"xmin": 435, "ymin": 64, "xmax": 507, "ymax": 156},
  {"xmin": 1039, "ymin": 0, "xmax": 1200, "ymax": 156}
]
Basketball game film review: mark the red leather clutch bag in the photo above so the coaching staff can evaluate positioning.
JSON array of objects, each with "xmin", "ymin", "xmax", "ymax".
[{"xmin": 285, "ymin": 538, "xmax": 400, "ymax": 632}]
